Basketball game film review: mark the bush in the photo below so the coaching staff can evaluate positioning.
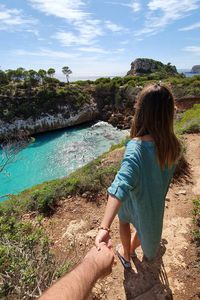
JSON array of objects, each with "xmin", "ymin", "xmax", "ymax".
[
  {"xmin": 73, "ymin": 80, "xmax": 94, "ymax": 86},
  {"xmin": 0, "ymin": 208, "xmax": 70, "ymax": 299},
  {"xmin": 95, "ymin": 77, "xmax": 111, "ymax": 84},
  {"xmin": 175, "ymin": 104, "xmax": 200, "ymax": 134},
  {"xmin": 29, "ymin": 188, "xmax": 57, "ymax": 214}
]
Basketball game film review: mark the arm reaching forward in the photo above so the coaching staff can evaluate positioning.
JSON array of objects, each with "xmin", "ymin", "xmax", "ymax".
[
  {"xmin": 95, "ymin": 195, "xmax": 121, "ymax": 249},
  {"xmin": 39, "ymin": 245, "xmax": 114, "ymax": 300}
]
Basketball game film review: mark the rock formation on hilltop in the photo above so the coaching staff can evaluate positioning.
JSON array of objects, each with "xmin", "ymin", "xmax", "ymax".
[
  {"xmin": 127, "ymin": 58, "xmax": 178, "ymax": 76},
  {"xmin": 191, "ymin": 65, "xmax": 200, "ymax": 73}
]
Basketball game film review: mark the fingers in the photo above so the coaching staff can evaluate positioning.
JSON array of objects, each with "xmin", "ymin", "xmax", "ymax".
[
  {"xmin": 95, "ymin": 237, "xmax": 102, "ymax": 250},
  {"xmin": 107, "ymin": 238, "xmax": 112, "ymax": 249},
  {"xmin": 95, "ymin": 230, "xmax": 110, "ymax": 249},
  {"xmin": 97, "ymin": 242, "xmax": 106, "ymax": 251}
]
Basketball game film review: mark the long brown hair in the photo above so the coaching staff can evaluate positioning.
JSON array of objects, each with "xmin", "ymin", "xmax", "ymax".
[{"xmin": 131, "ymin": 83, "xmax": 181, "ymax": 168}]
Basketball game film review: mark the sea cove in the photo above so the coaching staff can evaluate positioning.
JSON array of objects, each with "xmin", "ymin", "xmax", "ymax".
[{"xmin": 0, "ymin": 122, "xmax": 127, "ymax": 199}]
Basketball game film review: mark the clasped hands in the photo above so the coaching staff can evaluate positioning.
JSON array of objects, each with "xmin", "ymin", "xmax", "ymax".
[{"xmin": 84, "ymin": 229, "xmax": 114, "ymax": 278}]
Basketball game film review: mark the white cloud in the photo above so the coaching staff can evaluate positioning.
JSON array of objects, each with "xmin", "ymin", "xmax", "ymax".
[
  {"xmin": 54, "ymin": 31, "xmax": 78, "ymax": 46},
  {"xmin": 183, "ymin": 46, "xmax": 200, "ymax": 56},
  {"xmin": 78, "ymin": 47, "xmax": 109, "ymax": 54},
  {"xmin": 54, "ymin": 20, "xmax": 103, "ymax": 46},
  {"xmin": 179, "ymin": 22, "xmax": 200, "ymax": 31},
  {"xmin": 105, "ymin": 20, "xmax": 125, "ymax": 32},
  {"xmin": 114, "ymin": 48, "xmax": 125, "ymax": 53},
  {"xmin": 25, "ymin": 29, "xmax": 40, "ymax": 36},
  {"xmin": 106, "ymin": 1, "xmax": 141, "ymax": 12},
  {"xmin": 29, "ymin": 0, "xmax": 88, "ymax": 22},
  {"xmin": 131, "ymin": 1, "xmax": 141, "ymax": 12},
  {"xmin": 76, "ymin": 19, "xmax": 103, "ymax": 43},
  {"xmin": 14, "ymin": 48, "xmax": 80, "ymax": 59},
  {"xmin": 0, "ymin": 4, "xmax": 37, "ymax": 31},
  {"xmin": 77, "ymin": 46, "xmax": 125, "ymax": 54},
  {"xmin": 135, "ymin": 0, "xmax": 199, "ymax": 36},
  {"xmin": 29, "ymin": 0, "xmax": 104, "ymax": 47}
]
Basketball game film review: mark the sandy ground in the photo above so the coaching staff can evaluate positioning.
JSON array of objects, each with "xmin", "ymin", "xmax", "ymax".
[{"xmin": 42, "ymin": 134, "xmax": 200, "ymax": 300}]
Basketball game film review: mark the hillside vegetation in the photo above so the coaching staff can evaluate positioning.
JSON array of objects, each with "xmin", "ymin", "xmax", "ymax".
[
  {"xmin": 0, "ymin": 67, "xmax": 200, "ymax": 126},
  {"xmin": 175, "ymin": 104, "xmax": 200, "ymax": 134}
]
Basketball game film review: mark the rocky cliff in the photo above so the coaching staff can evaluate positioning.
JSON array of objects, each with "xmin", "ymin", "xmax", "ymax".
[
  {"xmin": 0, "ymin": 102, "xmax": 99, "ymax": 139},
  {"xmin": 127, "ymin": 58, "xmax": 178, "ymax": 76},
  {"xmin": 191, "ymin": 65, "xmax": 200, "ymax": 73},
  {"xmin": 0, "ymin": 85, "xmax": 100, "ymax": 139},
  {"xmin": 0, "ymin": 104, "xmax": 99, "ymax": 139}
]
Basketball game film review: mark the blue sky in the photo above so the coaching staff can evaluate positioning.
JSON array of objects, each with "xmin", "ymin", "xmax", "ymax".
[{"xmin": 0, "ymin": 0, "xmax": 200, "ymax": 79}]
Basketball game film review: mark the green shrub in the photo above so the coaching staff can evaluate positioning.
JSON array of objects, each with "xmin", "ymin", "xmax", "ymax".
[
  {"xmin": 56, "ymin": 88, "xmax": 66, "ymax": 97},
  {"xmin": 28, "ymin": 188, "xmax": 57, "ymax": 214},
  {"xmin": 175, "ymin": 104, "xmax": 200, "ymax": 134},
  {"xmin": 73, "ymin": 80, "xmax": 94, "ymax": 86},
  {"xmin": 95, "ymin": 77, "xmax": 111, "ymax": 84},
  {"xmin": 0, "ymin": 210, "xmax": 69, "ymax": 299},
  {"xmin": 109, "ymin": 137, "xmax": 129, "ymax": 151}
]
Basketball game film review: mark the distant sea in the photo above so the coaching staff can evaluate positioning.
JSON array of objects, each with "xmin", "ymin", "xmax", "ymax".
[
  {"xmin": 178, "ymin": 69, "xmax": 199, "ymax": 77},
  {"xmin": 69, "ymin": 70, "xmax": 198, "ymax": 82}
]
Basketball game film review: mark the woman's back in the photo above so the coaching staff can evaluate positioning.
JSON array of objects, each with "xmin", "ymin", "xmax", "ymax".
[
  {"xmin": 108, "ymin": 139, "xmax": 175, "ymax": 258},
  {"xmin": 95, "ymin": 83, "xmax": 182, "ymax": 263}
]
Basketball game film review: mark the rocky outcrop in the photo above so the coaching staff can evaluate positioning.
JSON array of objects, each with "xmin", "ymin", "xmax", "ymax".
[
  {"xmin": 0, "ymin": 104, "xmax": 99, "ymax": 139},
  {"xmin": 127, "ymin": 58, "xmax": 178, "ymax": 76},
  {"xmin": 175, "ymin": 96, "xmax": 200, "ymax": 111},
  {"xmin": 191, "ymin": 65, "xmax": 200, "ymax": 73}
]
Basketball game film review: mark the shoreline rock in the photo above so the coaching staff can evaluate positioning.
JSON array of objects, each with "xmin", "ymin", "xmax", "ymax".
[{"xmin": 0, "ymin": 104, "xmax": 99, "ymax": 139}]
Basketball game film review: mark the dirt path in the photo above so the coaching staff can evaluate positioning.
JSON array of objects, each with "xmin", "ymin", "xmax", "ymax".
[{"xmin": 43, "ymin": 134, "xmax": 200, "ymax": 299}]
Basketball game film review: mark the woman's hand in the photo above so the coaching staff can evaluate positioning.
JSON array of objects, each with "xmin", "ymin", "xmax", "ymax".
[{"xmin": 95, "ymin": 229, "xmax": 112, "ymax": 250}]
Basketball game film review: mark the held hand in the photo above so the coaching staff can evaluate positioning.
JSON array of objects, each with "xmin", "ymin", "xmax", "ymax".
[
  {"xmin": 84, "ymin": 244, "xmax": 114, "ymax": 278},
  {"xmin": 95, "ymin": 229, "xmax": 112, "ymax": 250}
]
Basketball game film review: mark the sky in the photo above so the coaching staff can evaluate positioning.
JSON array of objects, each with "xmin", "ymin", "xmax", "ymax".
[{"xmin": 0, "ymin": 0, "xmax": 200, "ymax": 80}]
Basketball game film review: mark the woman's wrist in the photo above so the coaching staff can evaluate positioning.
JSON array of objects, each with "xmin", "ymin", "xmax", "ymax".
[{"xmin": 98, "ymin": 226, "xmax": 111, "ymax": 233}]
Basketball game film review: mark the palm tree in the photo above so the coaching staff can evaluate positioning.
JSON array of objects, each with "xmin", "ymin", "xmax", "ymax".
[{"xmin": 62, "ymin": 66, "xmax": 72, "ymax": 83}]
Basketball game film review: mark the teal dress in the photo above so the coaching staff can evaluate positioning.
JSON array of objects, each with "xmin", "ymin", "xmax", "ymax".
[{"xmin": 108, "ymin": 140, "xmax": 175, "ymax": 259}]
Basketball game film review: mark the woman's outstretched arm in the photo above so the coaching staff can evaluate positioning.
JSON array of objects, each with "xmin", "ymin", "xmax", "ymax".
[{"xmin": 95, "ymin": 195, "xmax": 121, "ymax": 249}]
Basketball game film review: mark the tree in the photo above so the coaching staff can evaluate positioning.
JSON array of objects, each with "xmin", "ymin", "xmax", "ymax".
[
  {"xmin": 15, "ymin": 67, "xmax": 26, "ymax": 81},
  {"xmin": 5, "ymin": 69, "xmax": 15, "ymax": 82},
  {"xmin": 24, "ymin": 69, "xmax": 40, "ymax": 87},
  {"xmin": 62, "ymin": 66, "xmax": 72, "ymax": 83},
  {"xmin": 38, "ymin": 69, "xmax": 47, "ymax": 85},
  {"xmin": 0, "ymin": 70, "xmax": 8, "ymax": 85},
  {"xmin": 47, "ymin": 68, "xmax": 55, "ymax": 78}
]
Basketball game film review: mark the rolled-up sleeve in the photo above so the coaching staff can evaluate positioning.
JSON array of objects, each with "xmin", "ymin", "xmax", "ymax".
[{"xmin": 108, "ymin": 142, "xmax": 140, "ymax": 202}]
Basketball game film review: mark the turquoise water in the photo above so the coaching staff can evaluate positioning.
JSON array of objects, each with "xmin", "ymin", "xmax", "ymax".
[{"xmin": 0, "ymin": 122, "xmax": 127, "ymax": 200}]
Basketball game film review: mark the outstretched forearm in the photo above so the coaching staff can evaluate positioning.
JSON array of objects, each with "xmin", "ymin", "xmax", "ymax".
[
  {"xmin": 39, "ymin": 258, "xmax": 98, "ymax": 300},
  {"xmin": 101, "ymin": 195, "xmax": 121, "ymax": 228}
]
